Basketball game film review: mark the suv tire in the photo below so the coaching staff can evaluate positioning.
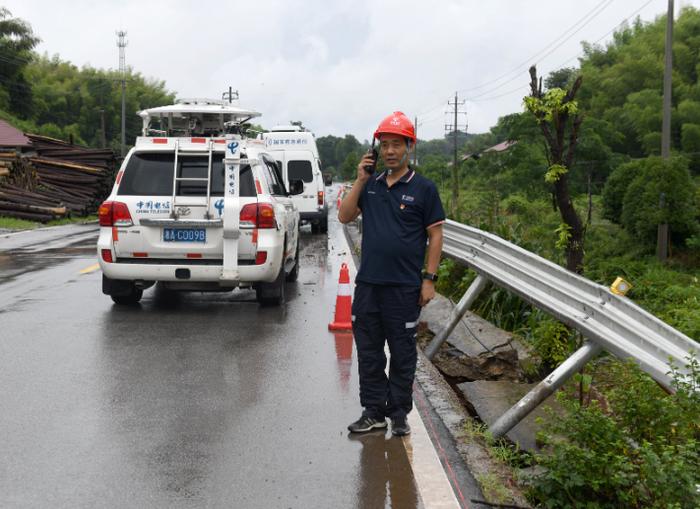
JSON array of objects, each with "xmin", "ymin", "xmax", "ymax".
[
  {"xmin": 319, "ymin": 215, "xmax": 328, "ymax": 234},
  {"xmin": 111, "ymin": 287, "xmax": 143, "ymax": 305},
  {"xmin": 256, "ymin": 263, "xmax": 286, "ymax": 306},
  {"xmin": 285, "ymin": 241, "xmax": 300, "ymax": 282},
  {"xmin": 311, "ymin": 222, "xmax": 321, "ymax": 234}
]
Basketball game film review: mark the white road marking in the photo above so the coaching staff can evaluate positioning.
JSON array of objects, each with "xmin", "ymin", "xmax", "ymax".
[{"xmin": 334, "ymin": 222, "xmax": 460, "ymax": 508}]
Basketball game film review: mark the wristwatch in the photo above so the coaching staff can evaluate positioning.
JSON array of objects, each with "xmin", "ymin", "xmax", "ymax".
[{"xmin": 422, "ymin": 272, "xmax": 438, "ymax": 282}]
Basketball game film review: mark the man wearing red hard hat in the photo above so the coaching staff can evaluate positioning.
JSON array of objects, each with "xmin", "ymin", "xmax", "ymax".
[{"xmin": 339, "ymin": 111, "xmax": 445, "ymax": 436}]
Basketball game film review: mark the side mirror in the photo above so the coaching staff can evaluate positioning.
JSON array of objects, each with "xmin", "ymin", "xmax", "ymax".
[{"xmin": 289, "ymin": 179, "xmax": 304, "ymax": 195}]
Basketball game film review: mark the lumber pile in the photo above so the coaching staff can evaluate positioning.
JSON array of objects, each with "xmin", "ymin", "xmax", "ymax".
[{"xmin": 0, "ymin": 134, "xmax": 117, "ymax": 222}]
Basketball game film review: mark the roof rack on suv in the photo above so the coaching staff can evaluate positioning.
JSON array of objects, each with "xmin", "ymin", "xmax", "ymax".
[{"xmin": 138, "ymin": 98, "xmax": 261, "ymax": 138}]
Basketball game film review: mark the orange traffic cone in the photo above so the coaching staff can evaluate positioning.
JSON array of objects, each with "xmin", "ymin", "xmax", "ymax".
[{"xmin": 329, "ymin": 262, "xmax": 353, "ymax": 331}]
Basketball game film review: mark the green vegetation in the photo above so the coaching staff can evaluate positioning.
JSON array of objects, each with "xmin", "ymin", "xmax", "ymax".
[
  {"xmin": 0, "ymin": 216, "xmax": 40, "ymax": 230},
  {"xmin": 529, "ymin": 358, "xmax": 700, "ymax": 508},
  {"xmin": 0, "ymin": 214, "xmax": 97, "ymax": 231},
  {"xmin": 0, "ymin": 8, "xmax": 175, "ymax": 151},
  {"xmin": 432, "ymin": 8, "xmax": 700, "ymax": 507}
]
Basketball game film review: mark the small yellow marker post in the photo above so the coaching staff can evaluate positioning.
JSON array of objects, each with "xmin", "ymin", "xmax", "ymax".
[
  {"xmin": 79, "ymin": 263, "xmax": 101, "ymax": 275},
  {"xmin": 610, "ymin": 277, "xmax": 632, "ymax": 296}
]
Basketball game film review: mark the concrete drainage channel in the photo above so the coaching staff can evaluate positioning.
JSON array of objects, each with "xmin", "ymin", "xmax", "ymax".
[{"xmin": 344, "ymin": 221, "xmax": 535, "ymax": 508}]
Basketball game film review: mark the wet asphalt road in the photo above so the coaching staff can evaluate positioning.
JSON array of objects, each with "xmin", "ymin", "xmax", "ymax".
[{"xmin": 0, "ymin": 217, "xmax": 424, "ymax": 508}]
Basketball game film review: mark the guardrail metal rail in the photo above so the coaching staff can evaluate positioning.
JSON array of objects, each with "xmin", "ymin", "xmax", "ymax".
[{"xmin": 425, "ymin": 220, "xmax": 698, "ymax": 438}]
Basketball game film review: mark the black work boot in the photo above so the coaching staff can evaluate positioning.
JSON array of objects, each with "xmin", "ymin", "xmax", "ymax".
[{"xmin": 347, "ymin": 415, "xmax": 387, "ymax": 433}]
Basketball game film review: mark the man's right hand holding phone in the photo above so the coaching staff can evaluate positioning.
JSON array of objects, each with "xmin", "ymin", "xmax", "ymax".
[{"xmin": 356, "ymin": 150, "xmax": 376, "ymax": 184}]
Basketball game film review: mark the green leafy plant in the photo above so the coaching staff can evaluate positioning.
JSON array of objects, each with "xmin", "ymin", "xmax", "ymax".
[{"xmin": 528, "ymin": 357, "xmax": 700, "ymax": 508}]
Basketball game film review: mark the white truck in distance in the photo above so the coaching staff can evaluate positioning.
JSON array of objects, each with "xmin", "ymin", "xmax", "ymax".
[
  {"xmin": 260, "ymin": 124, "xmax": 328, "ymax": 233},
  {"xmin": 97, "ymin": 99, "xmax": 302, "ymax": 306}
]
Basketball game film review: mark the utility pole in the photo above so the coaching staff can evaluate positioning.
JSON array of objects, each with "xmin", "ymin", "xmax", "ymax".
[
  {"xmin": 99, "ymin": 109, "xmax": 106, "ymax": 148},
  {"xmin": 116, "ymin": 30, "xmax": 128, "ymax": 158},
  {"xmin": 658, "ymin": 0, "xmax": 673, "ymax": 261},
  {"xmin": 446, "ymin": 92, "xmax": 467, "ymax": 218},
  {"xmin": 413, "ymin": 115, "xmax": 418, "ymax": 166}
]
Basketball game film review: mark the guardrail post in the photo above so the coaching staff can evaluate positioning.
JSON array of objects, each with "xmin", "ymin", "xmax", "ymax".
[
  {"xmin": 424, "ymin": 274, "xmax": 488, "ymax": 360},
  {"xmin": 490, "ymin": 341, "xmax": 603, "ymax": 439}
]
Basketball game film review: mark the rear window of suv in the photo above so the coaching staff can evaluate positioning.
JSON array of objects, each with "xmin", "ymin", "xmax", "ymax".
[
  {"xmin": 287, "ymin": 160, "xmax": 313, "ymax": 183},
  {"xmin": 117, "ymin": 152, "xmax": 256, "ymax": 196}
]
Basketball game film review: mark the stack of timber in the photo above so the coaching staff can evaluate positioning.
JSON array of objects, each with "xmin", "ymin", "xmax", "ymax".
[{"xmin": 0, "ymin": 135, "xmax": 116, "ymax": 222}]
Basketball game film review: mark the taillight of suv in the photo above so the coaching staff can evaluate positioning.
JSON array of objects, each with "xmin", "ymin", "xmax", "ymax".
[
  {"xmin": 317, "ymin": 190, "xmax": 324, "ymax": 206},
  {"xmin": 239, "ymin": 203, "xmax": 276, "ymax": 229},
  {"xmin": 98, "ymin": 201, "xmax": 134, "ymax": 227}
]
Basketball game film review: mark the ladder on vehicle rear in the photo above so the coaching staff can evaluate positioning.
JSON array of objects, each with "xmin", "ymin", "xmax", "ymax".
[{"xmin": 170, "ymin": 138, "xmax": 215, "ymax": 219}]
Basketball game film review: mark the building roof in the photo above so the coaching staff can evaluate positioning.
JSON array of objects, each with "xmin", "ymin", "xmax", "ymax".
[
  {"xmin": 484, "ymin": 140, "xmax": 517, "ymax": 153},
  {"xmin": 462, "ymin": 140, "xmax": 517, "ymax": 161},
  {"xmin": 0, "ymin": 119, "xmax": 30, "ymax": 147}
]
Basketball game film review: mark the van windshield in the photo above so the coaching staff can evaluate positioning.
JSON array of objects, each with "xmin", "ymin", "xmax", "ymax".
[
  {"xmin": 287, "ymin": 160, "xmax": 313, "ymax": 183},
  {"xmin": 118, "ymin": 152, "xmax": 256, "ymax": 197}
]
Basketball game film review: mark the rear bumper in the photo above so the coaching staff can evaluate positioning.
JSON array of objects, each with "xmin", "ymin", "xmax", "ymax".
[
  {"xmin": 97, "ymin": 228, "xmax": 284, "ymax": 284},
  {"xmin": 99, "ymin": 260, "xmax": 280, "ymax": 285},
  {"xmin": 299, "ymin": 207, "xmax": 327, "ymax": 223}
]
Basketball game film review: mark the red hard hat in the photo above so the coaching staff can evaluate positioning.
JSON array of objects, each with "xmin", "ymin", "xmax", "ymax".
[{"xmin": 373, "ymin": 111, "xmax": 416, "ymax": 142}]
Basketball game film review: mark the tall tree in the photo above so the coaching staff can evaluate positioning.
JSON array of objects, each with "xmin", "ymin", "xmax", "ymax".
[
  {"xmin": 0, "ymin": 8, "xmax": 39, "ymax": 118},
  {"xmin": 524, "ymin": 66, "xmax": 586, "ymax": 273}
]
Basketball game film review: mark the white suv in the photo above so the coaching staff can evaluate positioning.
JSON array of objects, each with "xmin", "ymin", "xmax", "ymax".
[{"xmin": 97, "ymin": 135, "xmax": 302, "ymax": 306}]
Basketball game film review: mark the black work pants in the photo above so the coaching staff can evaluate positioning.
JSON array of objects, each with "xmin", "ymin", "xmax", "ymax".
[{"xmin": 351, "ymin": 282, "xmax": 421, "ymax": 420}]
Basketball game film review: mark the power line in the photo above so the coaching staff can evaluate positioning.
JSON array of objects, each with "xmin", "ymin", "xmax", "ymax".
[
  {"xmin": 471, "ymin": 85, "xmax": 530, "ymax": 103},
  {"xmin": 415, "ymin": 0, "xmax": 653, "ymax": 120},
  {"xmin": 458, "ymin": 0, "xmax": 615, "ymax": 96},
  {"xmin": 459, "ymin": 0, "xmax": 659, "ymax": 105},
  {"xmin": 467, "ymin": 0, "xmax": 616, "ymax": 101},
  {"xmin": 417, "ymin": 97, "xmax": 451, "ymax": 117},
  {"xmin": 553, "ymin": 0, "xmax": 657, "ymax": 69}
]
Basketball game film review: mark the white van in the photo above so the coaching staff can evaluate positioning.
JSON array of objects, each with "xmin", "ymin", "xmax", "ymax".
[{"xmin": 261, "ymin": 125, "xmax": 328, "ymax": 233}]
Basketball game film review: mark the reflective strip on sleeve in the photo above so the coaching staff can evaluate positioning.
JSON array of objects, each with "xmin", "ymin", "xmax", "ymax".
[
  {"xmin": 351, "ymin": 315, "xmax": 356, "ymax": 322},
  {"xmin": 405, "ymin": 321, "xmax": 418, "ymax": 329}
]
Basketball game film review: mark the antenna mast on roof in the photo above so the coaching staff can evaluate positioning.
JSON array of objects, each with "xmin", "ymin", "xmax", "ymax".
[
  {"xmin": 116, "ymin": 30, "xmax": 128, "ymax": 157},
  {"xmin": 222, "ymin": 87, "xmax": 239, "ymax": 104}
]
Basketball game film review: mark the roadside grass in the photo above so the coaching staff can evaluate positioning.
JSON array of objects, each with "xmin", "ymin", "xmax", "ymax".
[
  {"xmin": 0, "ymin": 214, "xmax": 98, "ymax": 231},
  {"xmin": 462, "ymin": 417, "xmax": 534, "ymax": 505}
]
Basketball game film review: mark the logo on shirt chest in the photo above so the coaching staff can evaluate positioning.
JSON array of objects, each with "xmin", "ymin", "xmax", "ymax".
[{"xmin": 400, "ymin": 194, "xmax": 416, "ymax": 210}]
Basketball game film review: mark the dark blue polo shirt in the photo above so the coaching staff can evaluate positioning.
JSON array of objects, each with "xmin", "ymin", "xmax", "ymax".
[{"xmin": 356, "ymin": 168, "xmax": 445, "ymax": 287}]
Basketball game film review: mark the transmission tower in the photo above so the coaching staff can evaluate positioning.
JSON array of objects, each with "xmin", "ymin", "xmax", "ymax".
[
  {"xmin": 445, "ymin": 92, "xmax": 467, "ymax": 218},
  {"xmin": 116, "ymin": 30, "xmax": 128, "ymax": 157}
]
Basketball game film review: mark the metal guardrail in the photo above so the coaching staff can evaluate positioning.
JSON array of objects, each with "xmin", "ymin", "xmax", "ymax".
[{"xmin": 426, "ymin": 220, "xmax": 698, "ymax": 438}]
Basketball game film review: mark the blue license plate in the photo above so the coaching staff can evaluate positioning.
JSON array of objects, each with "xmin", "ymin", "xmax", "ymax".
[{"xmin": 163, "ymin": 228, "xmax": 206, "ymax": 243}]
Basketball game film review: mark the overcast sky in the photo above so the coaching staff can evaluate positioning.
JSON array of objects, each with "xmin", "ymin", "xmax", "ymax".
[{"xmin": 3, "ymin": 0, "xmax": 695, "ymax": 141}]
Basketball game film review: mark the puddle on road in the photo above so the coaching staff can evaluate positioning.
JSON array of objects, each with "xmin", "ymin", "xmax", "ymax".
[{"xmin": 0, "ymin": 237, "xmax": 96, "ymax": 284}]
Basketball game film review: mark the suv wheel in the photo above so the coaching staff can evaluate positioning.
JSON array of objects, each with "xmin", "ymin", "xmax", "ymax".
[
  {"xmin": 311, "ymin": 222, "xmax": 321, "ymax": 234},
  {"xmin": 111, "ymin": 287, "xmax": 143, "ymax": 305},
  {"xmin": 286, "ymin": 241, "xmax": 300, "ymax": 282},
  {"xmin": 256, "ymin": 263, "xmax": 286, "ymax": 306},
  {"xmin": 319, "ymin": 215, "xmax": 328, "ymax": 234}
]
